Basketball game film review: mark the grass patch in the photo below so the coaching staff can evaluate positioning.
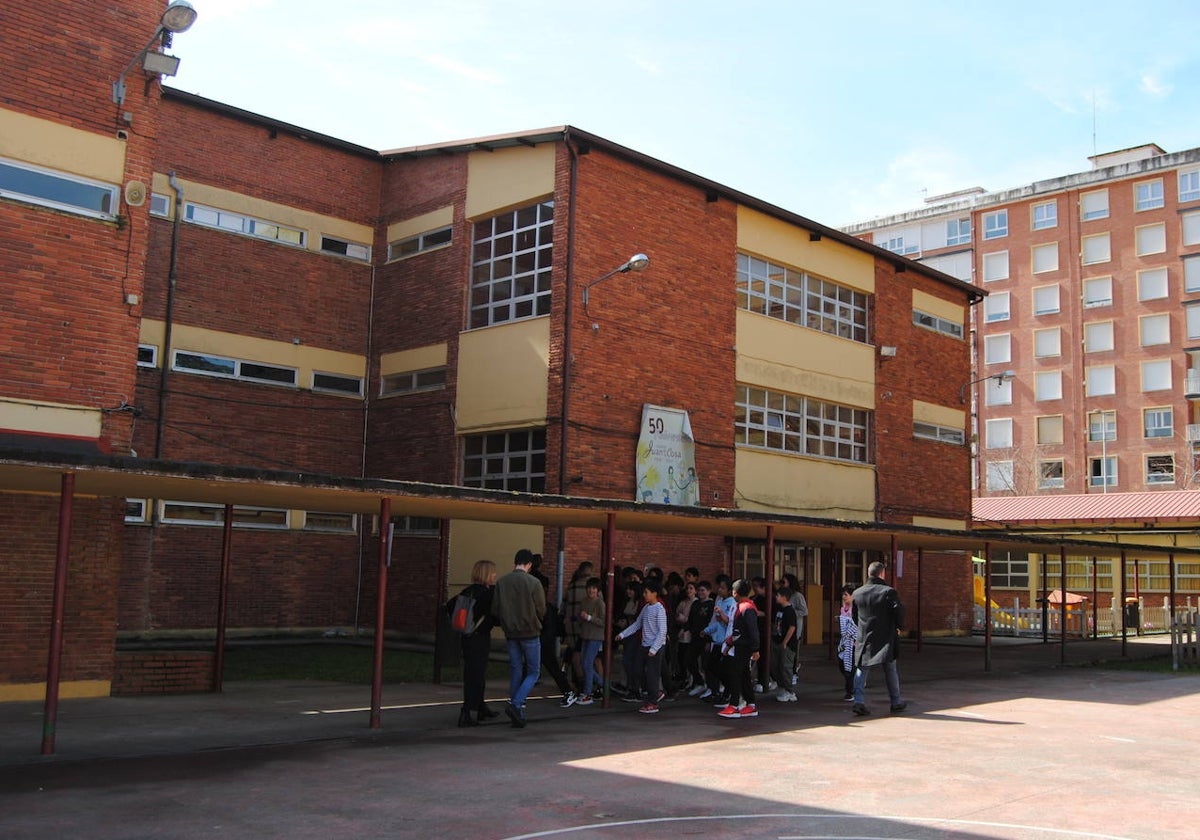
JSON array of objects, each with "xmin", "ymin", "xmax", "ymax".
[{"xmin": 221, "ymin": 644, "xmax": 509, "ymax": 684}]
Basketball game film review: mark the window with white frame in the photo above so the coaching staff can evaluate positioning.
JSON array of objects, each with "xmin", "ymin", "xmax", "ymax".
[
  {"xmin": 470, "ymin": 201, "xmax": 554, "ymax": 329},
  {"xmin": 172, "ymin": 350, "xmax": 297, "ymax": 387},
  {"xmin": 1082, "ymin": 233, "xmax": 1111, "ymax": 264},
  {"xmin": 990, "ymin": 550, "xmax": 1031, "ymax": 586},
  {"xmin": 1140, "ymin": 313, "xmax": 1171, "ymax": 346},
  {"xmin": 124, "ymin": 498, "xmax": 148, "ymax": 524},
  {"xmin": 911, "ymin": 309, "xmax": 963, "ymax": 339},
  {"xmin": 311, "ymin": 371, "xmax": 364, "ymax": 397},
  {"xmin": 983, "ymin": 292, "xmax": 1010, "ymax": 323},
  {"xmin": 1035, "ymin": 370, "xmax": 1063, "ymax": 401},
  {"xmin": 1037, "ymin": 415, "xmax": 1064, "ymax": 445},
  {"xmin": 1083, "ymin": 320, "xmax": 1114, "ymax": 353},
  {"xmin": 1187, "ymin": 303, "xmax": 1200, "ymax": 339},
  {"xmin": 380, "ymin": 367, "xmax": 446, "ymax": 396},
  {"xmin": 984, "ymin": 378, "xmax": 1014, "ymax": 406},
  {"xmin": 1135, "ymin": 223, "xmax": 1166, "ymax": 256},
  {"xmin": 984, "ymin": 333, "xmax": 1011, "ymax": 365},
  {"xmin": 185, "ymin": 202, "xmax": 304, "ymax": 247},
  {"xmin": 159, "ymin": 501, "xmax": 290, "ymax": 528},
  {"xmin": 985, "ymin": 417, "xmax": 1014, "ymax": 449},
  {"xmin": 1183, "ymin": 211, "xmax": 1200, "ymax": 246},
  {"xmin": 1086, "ymin": 365, "xmax": 1116, "ymax": 396},
  {"xmin": 982, "ymin": 250, "xmax": 1009, "ymax": 282},
  {"xmin": 1083, "ymin": 276, "xmax": 1113, "ymax": 308},
  {"xmin": 1135, "ymin": 179, "xmax": 1164, "ymax": 211},
  {"xmin": 1032, "ymin": 201, "xmax": 1057, "ymax": 230},
  {"xmin": 946, "ymin": 218, "xmax": 971, "ymax": 246},
  {"xmin": 462, "ymin": 428, "xmax": 547, "ymax": 492},
  {"xmin": 738, "ymin": 253, "xmax": 870, "ymax": 342},
  {"xmin": 1180, "ymin": 169, "xmax": 1200, "ymax": 203},
  {"xmin": 1144, "ymin": 407, "xmax": 1173, "ymax": 439},
  {"xmin": 1039, "ymin": 460, "xmax": 1065, "ymax": 489},
  {"xmin": 1032, "ymin": 242, "xmax": 1059, "ymax": 273},
  {"xmin": 1146, "ymin": 454, "xmax": 1175, "ymax": 485},
  {"xmin": 0, "ymin": 156, "xmax": 119, "ymax": 220},
  {"xmin": 913, "ymin": 421, "xmax": 965, "ymax": 445},
  {"xmin": 983, "ymin": 210, "xmax": 1008, "ymax": 239},
  {"xmin": 1034, "ymin": 327, "xmax": 1061, "ymax": 358},
  {"xmin": 1137, "ymin": 267, "xmax": 1168, "ymax": 300},
  {"xmin": 1081, "ymin": 190, "xmax": 1109, "ymax": 221},
  {"xmin": 319, "ymin": 235, "xmax": 371, "ymax": 262},
  {"xmin": 986, "ymin": 460, "xmax": 1015, "ymax": 491},
  {"xmin": 136, "ymin": 344, "xmax": 158, "ymax": 368},
  {"xmin": 149, "ymin": 192, "xmax": 170, "ymax": 217},
  {"xmin": 735, "ymin": 384, "xmax": 870, "ymax": 463},
  {"xmin": 1090, "ymin": 456, "xmax": 1118, "ymax": 488},
  {"xmin": 1141, "ymin": 359, "xmax": 1172, "ymax": 391},
  {"xmin": 1186, "ymin": 257, "xmax": 1200, "ymax": 293},
  {"xmin": 1033, "ymin": 284, "xmax": 1060, "ymax": 315},
  {"xmin": 390, "ymin": 515, "xmax": 441, "ymax": 536},
  {"xmin": 879, "ymin": 233, "xmax": 918, "ymax": 255},
  {"xmin": 1089, "ymin": 410, "xmax": 1117, "ymax": 442},
  {"xmin": 302, "ymin": 512, "xmax": 358, "ymax": 533},
  {"xmin": 388, "ymin": 225, "xmax": 452, "ymax": 260}
]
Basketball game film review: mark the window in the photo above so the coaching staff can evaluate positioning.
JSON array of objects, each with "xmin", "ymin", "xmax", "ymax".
[
  {"xmin": 1187, "ymin": 257, "xmax": 1200, "ymax": 293},
  {"xmin": 986, "ymin": 460, "xmax": 1015, "ymax": 491},
  {"xmin": 1188, "ymin": 303, "xmax": 1200, "ymax": 339},
  {"xmin": 136, "ymin": 344, "xmax": 158, "ymax": 368},
  {"xmin": 1088, "ymin": 411, "xmax": 1116, "ymax": 442},
  {"xmin": 983, "ymin": 292, "xmax": 1010, "ymax": 323},
  {"xmin": 913, "ymin": 421, "xmax": 965, "ymax": 446},
  {"xmin": 735, "ymin": 385, "xmax": 870, "ymax": 463},
  {"xmin": 946, "ymin": 218, "xmax": 971, "ymax": 246},
  {"xmin": 185, "ymin": 202, "xmax": 305, "ymax": 247},
  {"xmin": 982, "ymin": 251, "xmax": 1009, "ymax": 282},
  {"xmin": 984, "ymin": 378, "xmax": 1014, "ymax": 406},
  {"xmin": 1137, "ymin": 267, "xmax": 1168, "ymax": 301},
  {"xmin": 1135, "ymin": 179, "xmax": 1164, "ymax": 211},
  {"xmin": 1033, "ymin": 285, "xmax": 1060, "ymax": 315},
  {"xmin": 1183, "ymin": 211, "xmax": 1200, "ymax": 246},
  {"xmin": 911, "ymin": 309, "xmax": 963, "ymax": 339},
  {"xmin": 380, "ymin": 367, "xmax": 446, "ymax": 396},
  {"xmin": 0, "ymin": 156, "xmax": 118, "ymax": 220},
  {"xmin": 1038, "ymin": 461, "xmax": 1065, "ymax": 489},
  {"xmin": 1035, "ymin": 370, "xmax": 1062, "ymax": 401},
  {"xmin": 1081, "ymin": 190, "xmax": 1109, "ymax": 221},
  {"xmin": 1034, "ymin": 327, "xmax": 1061, "ymax": 358},
  {"xmin": 1090, "ymin": 457, "xmax": 1117, "ymax": 488},
  {"xmin": 1086, "ymin": 365, "xmax": 1116, "ymax": 396},
  {"xmin": 1141, "ymin": 359, "xmax": 1172, "ymax": 392},
  {"xmin": 159, "ymin": 501, "xmax": 290, "ymax": 528},
  {"xmin": 1032, "ymin": 242, "xmax": 1059, "ymax": 273},
  {"xmin": 1146, "ymin": 454, "xmax": 1176, "ymax": 484},
  {"xmin": 737, "ymin": 253, "xmax": 870, "ymax": 343},
  {"xmin": 391, "ymin": 515, "xmax": 441, "ymax": 535},
  {"xmin": 984, "ymin": 333, "xmax": 1011, "ymax": 364},
  {"xmin": 149, "ymin": 192, "xmax": 170, "ymax": 217},
  {"xmin": 1032, "ymin": 201, "xmax": 1058, "ymax": 230},
  {"xmin": 991, "ymin": 551, "xmax": 1031, "ymax": 587},
  {"xmin": 388, "ymin": 225, "xmax": 452, "ymax": 260},
  {"xmin": 1140, "ymin": 313, "xmax": 1170, "ymax": 346},
  {"xmin": 470, "ymin": 201, "xmax": 554, "ymax": 328},
  {"xmin": 462, "ymin": 428, "xmax": 547, "ymax": 492},
  {"xmin": 319, "ymin": 235, "xmax": 371, "ymax": 262},
  {"xmin": 1083, "ymin": 321, "xmax": 1114, "ymax": 353},
  {"xmin": 1037, "ymin": 415, "xmax": 1064, "ymax": 445},
  {"xmin": 302, "ymin": 512, "xmax": 358, "ymax": 533},
  {"xmin": 1083, "ymin": 276, "xmax": 1113, "ymax": 308},
  {"xmin": 172, "ymin": 350, "xmax": 297, "ymax": 387},
  {"xmin": 1082, "ymin": 233, "xmax": 1111, "ymax": 265},
  {"xmin": 1135, "ymin": 223, "xmax": 1166, "ymax": 256},
  {"xmin": 879, "ymin": 234, "xmax": 918, "ymax": 255},
  {"xmin": 1144, "ymin": 407, "xmax": 1173, "ymax": 439},
  {"xmin": 312, "ymin": 372, "xmax": 364, "ymax": 397},
  {"xmin": 982, "ymin": 210, "xmax": 1008, "ymax": 239},
  {"xmin": 124, "ymin": 498, "xmax": 148, "ymax": 524},
  {"xmin": 985, "ymin": 418, "xmax": 1013, "ymax": 449},
  {"xmin": 1180, "ymin": 169, "xmax": 1200, "ymax": 203}
]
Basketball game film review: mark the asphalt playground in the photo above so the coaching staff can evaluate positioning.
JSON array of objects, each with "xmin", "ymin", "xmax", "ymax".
[{"xmin": 0, "ymin": 635, "xmax": 1195, "ymax": 840}]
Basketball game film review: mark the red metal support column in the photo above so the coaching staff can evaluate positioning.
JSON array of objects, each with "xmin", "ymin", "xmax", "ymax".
[
  {"xmin": 1059, "ymin": 546, "xmax": 1067, "ymax": 665},
  {"xmin": 213, "ymin": 504, "xmax": 234, "ymax": 692},
  {"xmin": 1119, "ymin": 550, "xmax": 1128, "ymax": 657},
  {"xmin": 915, "ymin": 547, "xmax": 924, "ymax": 654},
  {"xmin": 983, "ymin": 542, "xmax": 993, "ymax": 672},
  {"xmin": 601, "ymin": 513, "xmax": 616, "ymax": 710},
  {"xmin": 1168, "ymin": 553, "xmax": 1177, "ymax": 634},
  {"xmin": 762, "ymin": 526, "xmax": 775, "ymax": 690},
  {"xmin": 370, "ymin": 497, "xmax": 391, "ymax": 729},
  {"xmin": 41, "ymin": 472, "xmax": 75, "ymax": 756},
  {"xmin": 1091, "ymin": 556, "xmax": 1099, "ymax": 639},
  {"xmin": 433, "ymin": 518, "xmax": 450, "ymax": 684}
]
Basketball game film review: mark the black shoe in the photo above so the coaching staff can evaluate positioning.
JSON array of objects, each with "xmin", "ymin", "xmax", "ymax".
[
  {"xmin": 505, "ymin": 703, "xmax": 526, "ymax": 728},
  {"xmin": 890, "ymin": 702, "xmax": 908, "ymax": 714},
  {"xmin": 477, "ymin": 704, "xmax": 500, "ymax": 720},
  {"xmin": 851, "ymin": 703, "xmax": 871, "ymax": 717},
  {"xmin": 458, "ymin": 709, "xmax": 479, "ymax": 728}
]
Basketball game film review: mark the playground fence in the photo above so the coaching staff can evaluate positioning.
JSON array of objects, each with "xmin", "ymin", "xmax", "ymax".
[{"xmin": 1171, "ymin": 609, "xmax": 1199, "ymax": 671}]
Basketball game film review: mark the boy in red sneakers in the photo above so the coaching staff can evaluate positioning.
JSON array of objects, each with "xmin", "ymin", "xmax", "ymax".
[{"xmin": 717, "ymin": 579, "xmax": 760, "ymax": 719}]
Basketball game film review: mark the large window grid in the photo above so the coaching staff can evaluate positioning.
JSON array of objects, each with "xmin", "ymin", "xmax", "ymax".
[
  {"xmin": 462, "ymin": 429, "xmax": 547, "ymax": 492},
  {"xmin": 737, "ymin": 254, "xmax": 869, "ymax": 343},
  {"xmin": 735, "ymin": 385, "xmax": 870, "ymax": 464},
  {"xmin": 470, "ymin": 201, "xmax": 554, "ymax": 328}
]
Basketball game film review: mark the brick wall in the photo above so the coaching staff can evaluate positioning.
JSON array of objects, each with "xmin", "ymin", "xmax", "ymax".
[{"xmin": 111, "ymin": 650, "xmax": 214, "ymax": 695}]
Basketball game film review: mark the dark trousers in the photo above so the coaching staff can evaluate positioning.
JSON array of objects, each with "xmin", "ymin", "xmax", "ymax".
[
  {"xmin": 681, "ymin": 640, "xmax": 703, "ymax": 686},
  {"xmin": 540, "ymin": 634, "xmax": 572, "ymax": 694},
  {"xmin": 724, "ymin": 647, "xmax": 756, "ymax": 707},
  {"xmin": 704, "ymin": 645, "xmax": 724, "ymax": 693},
  {"xmin": 840, "ymin": 660, "xmax": 855, "ymax": 698},
  {"xmin": 641, "ymin": 646, "xmax": 663, "ymax": 699},
  {"xmin": 461, "ymin": 632, "xmax": 491, "ymax": 712}
]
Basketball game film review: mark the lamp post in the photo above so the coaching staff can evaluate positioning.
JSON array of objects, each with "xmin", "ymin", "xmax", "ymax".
[
  {"xmin": 582, "ymin": 253, "xmax": 650, "ymax": 317},
  {"xmin": 959, "ymin": 369, "xmax": 1015, "ymax": 404},
  {"xmin": 112, "ymin": 0, "xmax": 199, "ymax": 105}
]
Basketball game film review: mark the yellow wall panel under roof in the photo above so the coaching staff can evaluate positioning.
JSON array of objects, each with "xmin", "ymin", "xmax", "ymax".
[
  {"xmin": 737, "ymin": 206, "xmax": 875, "ymax": 293},
  {"xmin": 0, "ymin": 399, "xmax": 102, "ymax": 439},
  {"xmin": 455, "ymin": 317, "xmax": 550, "ymax": 432},
  {"xmin": 140, "ymin": 320, "xmax": 365, "ymax": 378},
  {"xmin": 913, "ymin": 289, "xmax": 965, "ymax": 324},
  {"xmin": 387, "ymin": 207, "xmax": 455, "ymax": 242},
  {"xmin": 380, "ymin": 344, "xmax": 448, "ymax": 377},
  {"xmin": 466, "ymin": 144, "xmax": 557, "ymax": 220},
  {"xmin": 446, "ymin": 520, "xmax": 544, "ymax": 595},
  {"xmin": 913, "ymin": 399, "xmax": 965, "ymax": 427},
  {"xmin": 913, "ymin": 515, "xmax": 968, "ymax": 530},
  {"xmin": 736, "ymin": 448, "xmax": 875, "ymax": 520},
  {"xmin": 0, "ymin": 108, "xmax": 125, "ymax": 183},
  {"xmin": 735, "ymin": 310, "xmax": 874, "ymax": 408}
]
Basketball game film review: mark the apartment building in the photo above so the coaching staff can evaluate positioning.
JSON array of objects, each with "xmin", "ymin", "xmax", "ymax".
[{"xmin": 1, "ymin": 1, "xmax": 982, "ymax": 696}]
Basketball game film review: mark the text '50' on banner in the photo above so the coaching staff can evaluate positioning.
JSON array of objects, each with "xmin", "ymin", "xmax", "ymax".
[{"xmin": 636, "ymin": 404, "xmax": 700, "ymax": 506}]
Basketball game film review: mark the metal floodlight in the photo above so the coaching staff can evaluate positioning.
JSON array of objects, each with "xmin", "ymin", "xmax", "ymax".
[{"xmin": 112, "ymin": 0, "xmax": 199, "ymax": 105}]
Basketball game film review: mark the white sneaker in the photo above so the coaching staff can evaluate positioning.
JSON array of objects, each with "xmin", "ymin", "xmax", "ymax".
[
  {"xmin": 767, "ymin": 681, "xmax": 778, "ymax": 691},
  {"xmin": 697, "ymin": 689, "xmax": 713, "ymax": 701},
  {"xmin": 559, "ymin": 691, "xmax": 578, "ymax": 708},
  {"xmin": 753, "ymin": 683, "xmax": 764, "ymax": 693},
  {"xmin": 775, "ymin": 689, "xmax": 796, "ymax": 702},
  {"xmin": 687, "ymin": 685, "xmax": 706, "ymax": 697}
]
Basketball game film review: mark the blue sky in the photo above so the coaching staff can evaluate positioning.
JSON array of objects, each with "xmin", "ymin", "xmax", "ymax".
[{"xmin": 169, "ymin": 0, "xmax": 1200, "ymax": 227}]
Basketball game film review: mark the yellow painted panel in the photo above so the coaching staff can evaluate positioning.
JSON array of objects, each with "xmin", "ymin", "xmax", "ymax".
[
  {"xmin": 0, "ymin": 399, "xmax": 101, "ymax": 439},
  {"xmin": 737, "ymin": 206, "xmax": 875, "ymax": 292},
  {"xmin": 736, "ymin": 310, "xmax": 874, "ymax": 408},
  {"xmin": 466, "ymin": 145, "xmax": 556, "ymax": 219},
  {"xmin": 0, "ymin": 680, "xmax": 110, "ymax": 702},
  {"xmin": 913, "ymin": 515, "xmax": 968, "ymax": 530},
  {"xmin": 913, "ymin": 399, "xmax": 965, "ymax": 427},
  {"xmin": 380, "ymin": 344, "xmax": 449, "ymax": 376},
  {"xmin": 0, "ymin": 108, "xmax": 125, "ymax": 182},
  {"xmin": 913, "ymin": 289, "xmax": 965, "ymax": 324},
  {"xmin": 735, "ymin": 448, "xmax": 875, "ymax": 520},
  {"xmin": 456, "ymin": 318, "xmax": 550, "ymax": 432},
  {"xmin": 447, "ymin": 520, "xmax": 544, "ymax": 595},
  {"xmin": 144, "ymin": 320, "xmax": 366, "ymax": 379},
  {"xmin": 387, "ymin": 207, "xmax": 454, "ymax": 242}
]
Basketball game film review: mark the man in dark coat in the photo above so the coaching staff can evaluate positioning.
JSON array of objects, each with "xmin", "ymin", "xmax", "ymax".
[{"xmin": 850, "ymin": 561, "xmax": 906, "ymax": 716}]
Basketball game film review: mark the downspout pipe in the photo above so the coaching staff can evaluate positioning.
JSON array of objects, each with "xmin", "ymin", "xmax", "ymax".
[
  {"xmin": 556, "ymin": 131, "xmax": 581, "ymax": 608},
  {"xmin": 155, "ymin": 171, "xmax": 184, "ymax": 459}
]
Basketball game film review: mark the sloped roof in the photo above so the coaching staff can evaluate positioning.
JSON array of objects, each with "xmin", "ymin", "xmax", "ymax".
[{"xmin": 974, "ymin": 490, "xmax": 1200, "ymax": 526}]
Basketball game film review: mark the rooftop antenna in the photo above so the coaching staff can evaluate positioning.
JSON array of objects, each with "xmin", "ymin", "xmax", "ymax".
[{"xmin": 1092, "ymin": 89, "xmax": 1097, "ymax": 156}]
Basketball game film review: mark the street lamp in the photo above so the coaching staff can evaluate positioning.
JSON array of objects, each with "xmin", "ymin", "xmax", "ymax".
[
  {"xmin": 959, "ymin": 369, "xmax": 1015, "ymax": 404},
  {"xmin": 581, "ymin": 253, "xmax": 650, "ymax": 316},
  {"xmin": 112, "ymin": 0, "xmax": 199, "ymax": 105}
]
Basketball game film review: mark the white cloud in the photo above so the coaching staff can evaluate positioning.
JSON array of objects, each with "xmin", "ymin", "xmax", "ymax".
[
  {"xmin": 422, "ymin": 54, "xmax": 504, "ymax": 85},
  {"xmin": 1140, "ymin": 72, "xmax": 1171, "ymax": 98}
]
